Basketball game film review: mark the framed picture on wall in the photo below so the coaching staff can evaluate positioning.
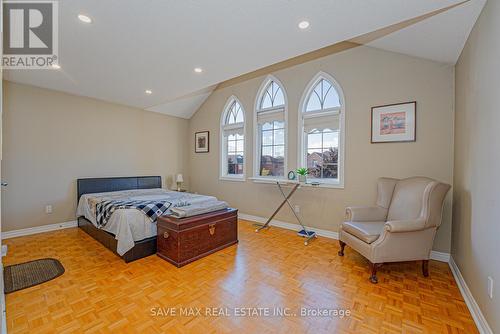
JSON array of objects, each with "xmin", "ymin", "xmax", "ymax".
[
  {"xmin": 195, "ymin": 131, "xmax": 210, "ymax": 153},
  {"xmin": 371, "ymin": 101, "xmax": 416, "ymax": 143}
]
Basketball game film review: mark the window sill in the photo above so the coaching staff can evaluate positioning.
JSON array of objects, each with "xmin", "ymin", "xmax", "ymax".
[
  {"xmin": 249, "ymin": 177, "xmax": 288, "ymax": 184},
  {"xmin": 304, "ymin": 182, "xmax": 344, "ymax": 189},
  {"xmin": 219, "ymin": 176, "xmax": 246, "ymax": 182},
  {"xmin": 249, "ymin": 177, "xmax": 344, "ymax": 189}
]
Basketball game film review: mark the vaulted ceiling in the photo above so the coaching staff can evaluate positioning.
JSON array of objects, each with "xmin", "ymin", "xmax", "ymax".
[{"xmin": 4, "ymin": 0, "xmax": 486, "ymax": 119}]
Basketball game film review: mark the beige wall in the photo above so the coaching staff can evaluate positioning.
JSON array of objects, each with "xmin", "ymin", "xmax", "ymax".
[
  {"xmin": 453, "ymin": 0, "xmax": 499, "ymax": 331},
  {"xmin": 189, "ymin": 45, "xmax": 455, "ymax": 252},
  {"xmin": 1, "ymin": 81, "xmax": 190, "ymax": 232}
]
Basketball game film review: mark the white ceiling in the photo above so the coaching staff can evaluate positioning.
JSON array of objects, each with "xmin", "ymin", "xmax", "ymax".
[
  {"xmin": 368, "ymin": 0, "xmax": 486, "ymax": 64},
  {"xmin": 147, "ymin": 86, "xmax": 215, "ymax": 119},
  {"xmin": 4, "ymin": 0, "xmax": 485, "ymax": 119}
]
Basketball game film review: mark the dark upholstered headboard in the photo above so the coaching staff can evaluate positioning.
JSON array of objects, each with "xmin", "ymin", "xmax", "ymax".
[{"xmin": 77, "ymin": 176, "xmax": 162, "ymax": 201}]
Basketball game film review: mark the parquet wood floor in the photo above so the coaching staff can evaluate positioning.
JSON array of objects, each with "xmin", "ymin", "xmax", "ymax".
[{"xmin": 4, "ymin": 220, "xmax": 477, "ymax": 334}]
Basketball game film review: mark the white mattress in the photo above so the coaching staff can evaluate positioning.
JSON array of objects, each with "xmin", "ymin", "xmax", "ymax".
[{"xmin": 76, "ymin": 188, "xmax": 217, "ymax": 255}]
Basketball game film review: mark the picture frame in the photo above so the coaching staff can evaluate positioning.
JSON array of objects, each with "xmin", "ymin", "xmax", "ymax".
[
  {"xmin": 371, "ymin": 101, "xmax": 416, "ymax": 143},
  {"xmin": 195, "ymin": 131, "xmax": 210, "ymax": 153}
]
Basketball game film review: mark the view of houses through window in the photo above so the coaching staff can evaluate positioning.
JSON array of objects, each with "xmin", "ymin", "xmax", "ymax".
[
  {"xmin": 306, "ymin": 129, "xmax": 339, "ymax": 179},
  {"xmin": 227, "ymin": 134, "xmax": 244, "ymax": 175},
  {"xmin": 259, "ymin": 120, "xmax": 285, "ymax": 177}
]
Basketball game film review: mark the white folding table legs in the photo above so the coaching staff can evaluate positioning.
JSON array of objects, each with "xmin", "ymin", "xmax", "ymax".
[{"xmin": 254, "ymin": 181, "xmax": 317, "ymax": 245}]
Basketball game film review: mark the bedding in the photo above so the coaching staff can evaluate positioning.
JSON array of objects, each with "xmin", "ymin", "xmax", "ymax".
[
  {"xmin": 169, "ymin": 200, "xmax": 228, "ymax": 218},
  {"xmin": 96, "ymin": 199, "xmax": 173, "ymax": 227},
  {"xmin": 76, "ymin": 188, "xmax": 218, "ymax": 255}
]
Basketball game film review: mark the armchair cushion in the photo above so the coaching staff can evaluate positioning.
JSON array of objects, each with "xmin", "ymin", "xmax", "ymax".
[{"xmin": 341, "ymin": 221, "xmax": 386, "ymax": 244}]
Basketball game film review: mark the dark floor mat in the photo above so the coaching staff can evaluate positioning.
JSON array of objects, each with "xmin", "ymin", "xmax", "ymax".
[{"xmin": 4, "ymin": 258, "xmax": 64, "ymax": 294}]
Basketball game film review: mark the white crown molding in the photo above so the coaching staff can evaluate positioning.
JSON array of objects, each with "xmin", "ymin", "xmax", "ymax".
[
  {"xmin": 2, "ymin": 220, "xmax": 78, "ymax": 239},
  {"xmin": 449, "ymin": 257, "xmax": 493, "ymax": 334}
]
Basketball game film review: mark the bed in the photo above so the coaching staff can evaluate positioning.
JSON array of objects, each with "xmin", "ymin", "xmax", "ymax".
[{"xmin": 76, "ymin": 176, "xmax": 218, "ymax": 262}]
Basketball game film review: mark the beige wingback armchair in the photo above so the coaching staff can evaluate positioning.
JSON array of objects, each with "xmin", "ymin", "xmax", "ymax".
[{"xmin": 338, "ymin": 177, "xmax": 450, "ymax": 283}]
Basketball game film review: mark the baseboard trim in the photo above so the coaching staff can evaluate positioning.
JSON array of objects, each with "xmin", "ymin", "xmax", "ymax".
[
  {"xmin": 240, "ymin": 213, "xmax": 450, "ymax": 262},
  {"xmin": 239, "ymin": 213, "xmax": 339, "ymax": 239},
  {"xmin": 429, "ymin": 250, "xmax": 450, "ymax": 262},
  {"xmin": 449, "ymin": 257, "xmax": 493, "ymax": 334},
  {"xmin": 2, "ymin": 220, "xmax": 78, "ymax": 239}
]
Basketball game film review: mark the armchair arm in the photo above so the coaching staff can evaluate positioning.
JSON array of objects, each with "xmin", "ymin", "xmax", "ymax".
[
  {"xmin": 345, "ymin": 206, "xmax": 387, "ymax": 222},
  {"xmin": 384, "ymin": 219, "xmax": 426, "ymax": 232}
]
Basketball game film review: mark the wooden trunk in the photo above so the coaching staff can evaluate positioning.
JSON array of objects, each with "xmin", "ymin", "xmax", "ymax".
[{"xmin": 156, "ymin": 208, "xmax": 238, "ymax": 267}]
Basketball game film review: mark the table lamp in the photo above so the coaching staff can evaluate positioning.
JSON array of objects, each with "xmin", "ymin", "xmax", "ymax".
[{"xmin": 176, "ymin": 174, "xmax": 184, "ymax": 191}]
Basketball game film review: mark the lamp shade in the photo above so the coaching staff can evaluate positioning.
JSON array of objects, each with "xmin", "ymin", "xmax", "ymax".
[{"xmin": 176, "ymin": 174, "xmax": 184, "ymax": 183}]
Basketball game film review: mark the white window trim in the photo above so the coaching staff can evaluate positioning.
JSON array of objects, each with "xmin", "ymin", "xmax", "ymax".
[
  {"xmin": 258, "ymin": 105, "xmax": 285, "ymax": 114},
  {"xmin": 220, "ymin": 95, "xmax": 246, "ymax": 181},
  {"xmin": 298, "ymin": 71, "xmax": 346, "ymax": 188},
  {"xmin": 254, "ymin": 75, "xmax": 288, "ymax": 180},
  {"xmin": 302, "ymin": 107, "xmax": 340, "ymax": 119}
]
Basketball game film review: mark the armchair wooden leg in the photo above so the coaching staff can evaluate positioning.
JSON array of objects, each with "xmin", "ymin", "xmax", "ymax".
[
  {"xmin": 369, "ymin": 262, "xmax": 383, "ymax": 284},
  {"xmin": 422, "ymin": 260, "xmax": 429, "ymax": 277},
  {"xmin": 338, "ymin": 241, "xmax": 346, "ymax": 256}
]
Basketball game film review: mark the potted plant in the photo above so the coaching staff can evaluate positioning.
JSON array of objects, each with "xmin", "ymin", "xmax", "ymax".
[{"xmin": 296, "ymin": 167, "xmax": 308, "ymax": 183}]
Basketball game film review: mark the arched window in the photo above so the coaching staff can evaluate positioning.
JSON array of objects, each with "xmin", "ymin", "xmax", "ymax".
[
  {"xmin": 254, "ymin": 76, "xmax": 287, "ymax": 178},
  {"xmin": 220, "ymin": 97, "xmax": 245, "ymax": 180},
  {"xmin": 299, "ymin": 72, "xmax": 345, "ymax": 186}
]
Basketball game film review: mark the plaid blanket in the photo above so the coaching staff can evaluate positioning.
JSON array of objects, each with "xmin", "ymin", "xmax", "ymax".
[{"xmin": 95, "ymin": 199, "xmax": 173, "ymax": 228}]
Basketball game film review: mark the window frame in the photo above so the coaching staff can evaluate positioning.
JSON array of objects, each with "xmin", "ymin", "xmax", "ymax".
[
  {"xmin": 253, "ymin": 75, "xmax": 288, "ymax": 181},
  {"xmin": 298, "ymin": 72, "xmax": 345, "ymax": 188},
  {"xmin": 220, "ymin": 96, "xmax": 246, "ymax": 182}
]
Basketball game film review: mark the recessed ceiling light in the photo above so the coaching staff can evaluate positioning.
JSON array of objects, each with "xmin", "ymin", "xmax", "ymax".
[
  {"xmin": 298, "ymin": 21, "xmax": 310, "ymax": 29},
  {"xmin": 194, "ymin": 67, "xmax": 203, "ymax": 73},
  {"xmin": 78, "ymin": 14, "xmax": 92, "ymax": 24},
  {"xmin": 145, "ymin": 90, "xmax": 152, "ymax": 95},
  {"xmin": 51, "ymin": 64, "xmax": 61, "ymax": 69}
]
